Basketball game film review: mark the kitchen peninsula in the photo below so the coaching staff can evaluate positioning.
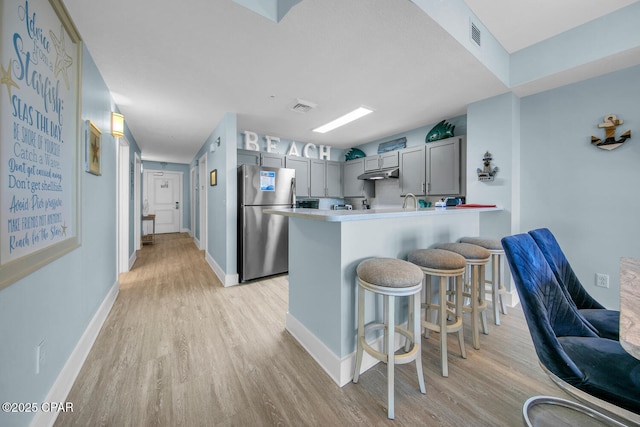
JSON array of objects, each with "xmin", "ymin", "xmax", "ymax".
[{"xmin": 265, "ymin": 206, "xmax": 501, "ymax": 386}]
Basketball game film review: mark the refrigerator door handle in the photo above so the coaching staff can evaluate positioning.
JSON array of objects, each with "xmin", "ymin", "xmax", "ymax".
[{"xmin": 291, "ymin": 177, "xmax": 296, "ymax": 207}]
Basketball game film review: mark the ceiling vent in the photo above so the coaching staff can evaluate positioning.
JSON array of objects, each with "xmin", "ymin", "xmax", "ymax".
[
  {"xmin": 290, "ymin": 99, "xmax": 317, "ymax": 113},
  {"xmin": 470, "ymin": 21, "xmax": 481, "ymax": 47}
]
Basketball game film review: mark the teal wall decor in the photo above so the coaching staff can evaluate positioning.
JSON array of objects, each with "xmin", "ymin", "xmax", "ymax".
[
  {"xmin": 425, "ymin": 120, "xmax": 455, "ymax": 142},
  {"xmin": 345, "ymin": 148, "xmax": 366, "ymax": 161}
]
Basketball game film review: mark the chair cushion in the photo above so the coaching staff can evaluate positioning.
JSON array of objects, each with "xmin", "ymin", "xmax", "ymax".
[
  {"xmin": 459, "ymin": 236, "xmax": 503, "ymax": 251},
  {"xmin": 357, "ymin": 258, "xmax": 423, "ymax": 288},
  {"xmin": 580, "ymin": 309, "xmax": 620, "ymax": 340},
  {"xmin": 435, "ymin": 242, "xmax": 490, "ymax": 261},
  {"xmin": 559, "ymin": 336, "xmax": 640, "ymax": 414},
  {"xmin": 408, "ymin": 249, "xmax": 466, "ymax": 270}
]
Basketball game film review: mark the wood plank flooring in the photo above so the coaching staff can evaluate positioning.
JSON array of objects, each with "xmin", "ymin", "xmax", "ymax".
[{"xmin": 56, "ymin": 233, "xmax": 566, "ymax": 426}]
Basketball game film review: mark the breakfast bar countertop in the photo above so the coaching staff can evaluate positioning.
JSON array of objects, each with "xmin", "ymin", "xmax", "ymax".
[{"xmin": 264, "ymin": 206, "xmax": 502, "ymax": 222}]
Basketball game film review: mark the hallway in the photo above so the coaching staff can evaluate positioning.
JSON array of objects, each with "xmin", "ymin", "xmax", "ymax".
[{"xmin": 56, "ymin": 233, "xmax": 560, "ymax": 426}]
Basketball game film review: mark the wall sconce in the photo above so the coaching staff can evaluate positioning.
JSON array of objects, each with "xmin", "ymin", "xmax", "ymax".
[{"xmin": 111, "ymin": 112, "xmax": 125, "ymax": 138}]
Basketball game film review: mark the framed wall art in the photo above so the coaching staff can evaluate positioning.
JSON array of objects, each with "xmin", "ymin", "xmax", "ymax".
[
  {"xmin": 0, "ymin": 0, "xmax": 83, "ymax": 289},
  {"xmin": 210, "ymin": 169, "xmax": 217, "ymax": 186},
  {"xmin": 87, "ymin": 121, "xmax": 102, "ymax": 175}
]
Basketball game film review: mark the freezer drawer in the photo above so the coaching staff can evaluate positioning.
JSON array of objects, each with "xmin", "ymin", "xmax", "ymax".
[{"xmin": 239, "ymin": 206, "xmax": 289, "ymax": 281}]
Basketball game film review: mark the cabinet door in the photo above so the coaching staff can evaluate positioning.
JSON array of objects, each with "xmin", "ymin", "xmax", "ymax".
[
  {"xmin": 400, "ymin": 146, "xmax": 426, "ymax": 196},
  {"xmin": 285, "ymin": 156, "xmax": 310, "ymax": 197},
  {"xmin": 364, "ymin": 156, "xmax": 380, "ymax": 171},
  {"xmin": 380, "ymin": 151, "xmax": 399, "ymax": 169},
  {"xmin": 237, "ymin": 149, "xmax": 260, "ymax": 166},
  {"xmin": 343, "ymin": 158, "xmax": 365, "ymax": 197},
  {"xmin": 426, "ymin": 137, "xmax": 460, "ymax": 196},
  {"xmin": 310, "ymin": 159, "xmax": 326, "ymax": 197},
  {"xmin": 261, "ymin": 152, "xmax": 285, "ymax": 168},
  {"xmin": 325, "ymin": 161, "xmax": 343, "ymax": 198}
]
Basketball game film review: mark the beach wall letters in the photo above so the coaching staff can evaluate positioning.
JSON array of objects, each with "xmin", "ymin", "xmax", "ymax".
[{"xmin": 242, "ymin": 130, "xmax": 331, "ymax": 160}]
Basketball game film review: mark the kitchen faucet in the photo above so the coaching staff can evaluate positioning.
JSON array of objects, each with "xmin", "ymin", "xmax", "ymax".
[{"xmin": 402, "ymin": 193, "xmax": 418, "ymax": 211}]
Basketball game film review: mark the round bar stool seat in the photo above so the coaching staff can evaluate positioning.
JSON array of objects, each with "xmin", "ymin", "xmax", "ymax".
[
  {"xmin": 459, "ymin": 236, "xmax": 508, "ymax": 325},
  {"xmin": 408, "ymin": 249, "xmax": 467, "ymax": 377},
  {"xmin": 434, "ymin": 242, "xmax": 490, "ymax": 350},
  {"xmin": 352, "ymin": 258, "xmax": 426, "ymax": 420}
]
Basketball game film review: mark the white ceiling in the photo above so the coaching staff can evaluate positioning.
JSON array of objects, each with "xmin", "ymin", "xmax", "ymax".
[{"xmin": 62, "ymin": 0, "xmax": 638, "ymax": 163}]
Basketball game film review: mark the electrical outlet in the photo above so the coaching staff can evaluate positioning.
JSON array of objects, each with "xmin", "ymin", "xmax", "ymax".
[
  {"xmin": 36, "ymin": 340, "xmax": 46, "ymax": 374},
  {"xmin": 595, "ymin": 273, "xmax": 609, "ymax": 288}
]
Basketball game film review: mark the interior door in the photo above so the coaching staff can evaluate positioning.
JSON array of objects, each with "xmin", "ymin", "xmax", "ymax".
[{"xmin": 145, "ymin": 170, "xmax": 182, "ymax": 234}]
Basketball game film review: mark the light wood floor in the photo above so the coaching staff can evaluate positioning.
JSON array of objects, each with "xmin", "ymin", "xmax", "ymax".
[{"xmin": 56, "ymin": 233, "xmax": 565, "ymax": 426}]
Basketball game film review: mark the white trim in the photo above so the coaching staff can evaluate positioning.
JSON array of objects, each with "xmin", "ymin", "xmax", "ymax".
[
  {"xmin": 285, "ymin": 312, "xmax": 407, "ymax": 387},
  {"xmin": 181, "ymin": 227, "xmax": 190, "ymax": 234},
  {"xmin": 193, "ymin": 236, "xmax": 201, "ymax": 250},
  {"xmin": 190, "ymin": 166, "xmax": 197, "ymax": 239},
  {"xmin": 30, "ymin": 281, "xmax": 119, "ymax": 427},
  {"xmin": 128, "ymin": 251, "xmax": 137, "ymax": 270},
  {"xmin": 117, "ymin": 139, "xmax": 130, "ymax": 274},
  {"xmin": 198, "ymin": 154, "xmax": 207, "ymax": 251},
  {"xmin": 205, "ymin": 251, "xmax": 239, "ymax": 287},
  {"xmin": 134, "ymin": 154, "xmax": 142, "ymax": 251}
]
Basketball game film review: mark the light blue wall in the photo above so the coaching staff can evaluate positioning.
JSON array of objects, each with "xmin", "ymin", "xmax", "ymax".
[
  {"xmin": 192, "ymin": 112, "xmax": 239, "ymax": 278},
  {"xmin": 519, "ymin": 64, "xmax": 640, "ymax": 309},
  {"xmin": 353, "ymin": 115, "xmax": 467, "ymax": 156},
  {"xmin": 142, "ymin": 161, "xmax": 191, "ymax": 231},
  {"xmin": 0, "ymin": 46, "xmax": 131, "ymax": 427}
]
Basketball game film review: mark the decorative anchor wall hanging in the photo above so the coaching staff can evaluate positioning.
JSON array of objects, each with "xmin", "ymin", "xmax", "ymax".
[
  {"xmin": 477, "ymin": 151, "xmax": 498, "ymax": 182},
  {"xmin": 591, "ymin": 114, "xmax": 631, "ymax": 151}
]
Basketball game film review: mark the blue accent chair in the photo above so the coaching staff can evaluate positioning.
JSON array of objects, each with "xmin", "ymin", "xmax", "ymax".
[
  {"xmin": 528, "ymin": 228, "xmax": 620, "ymax": 340},
  {"xmin": 501, "ymin": 233, "xmax": 640, "ymax": 417}
]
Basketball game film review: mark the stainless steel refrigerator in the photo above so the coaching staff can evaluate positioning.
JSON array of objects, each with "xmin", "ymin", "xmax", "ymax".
[{"xmin": 238, "ymin": 164, "xmax": 295, "ymax": 282}]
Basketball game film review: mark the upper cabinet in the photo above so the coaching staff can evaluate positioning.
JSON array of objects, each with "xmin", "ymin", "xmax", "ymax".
[
  {"xmin": 399, "ymin": 146, "xmax": 426, "ymax": 196},
  {"xmin": 364, "ymin": 151, "xmax": 399, "ymax": 171},
  {"xmin": 426, "ymin": 136, "xmax": 464, "ymax": 196},
  {"xmin": 343, "ymin": 158, "xmax": 366, "ymax": 198},
  {"xmin": 310, "ymin": 159, "xmax": 343, "ymax": 198},
  {"xmin": 285, "ymin": 156, "xmax": 310, "ymax": 198},
  {"xmin": 237, "ymin": 149, "xmax": 284, "ymax": 167}
]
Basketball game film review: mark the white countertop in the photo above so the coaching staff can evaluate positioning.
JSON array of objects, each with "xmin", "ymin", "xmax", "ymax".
[{"xmin": 264, "ymin": 206, "xmax": 502, "ymax": 222}]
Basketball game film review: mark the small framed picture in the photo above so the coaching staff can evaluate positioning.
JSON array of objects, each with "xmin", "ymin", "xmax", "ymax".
[
  {"xmin": 210, "ymin": 169, "xmax": 217, "ymax": 186},
  {"xmin": 86, "ymin": 121, "xmax": 102, "ymax": 175}
]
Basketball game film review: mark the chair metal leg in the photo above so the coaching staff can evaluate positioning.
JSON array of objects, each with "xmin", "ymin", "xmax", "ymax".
[
  {"xmin": 387, "ymin": 295, "xmax": 395, "ymax": 420},
  {"xmin": 352, "ymin": 285, "xmax": 365, "ymax": 383}
]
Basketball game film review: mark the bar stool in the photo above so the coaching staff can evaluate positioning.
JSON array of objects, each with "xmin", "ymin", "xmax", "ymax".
[
  {"xmin": 459, "ymin": 237, "xmax": 508, "ymax": 325},
  {"xmin": 407, "ymin": 248, "xmax": 467, "ymax": 377},
  {"xmin": 434, "ymin": 242, "xmax": 490, "ymax": 350},
  {"xmin": 353, "ymin": 258, "xmax": 426, "ymax": 420}
]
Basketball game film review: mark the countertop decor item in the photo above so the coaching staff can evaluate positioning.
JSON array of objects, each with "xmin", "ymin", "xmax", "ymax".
[
  {"xmin": 477, "ymin": 151, "xmax": 498, "ymax": 182},
  {"xmin": 425, "ymin": 120, "xmax": 455, "ymax": 142},
  {"xmin": 591, "ymin": 114, "xmax": 631, "ymax": 151},
  {"xmin": 345, "ymin": 147, "xmax": 366, "ymax": 161}
]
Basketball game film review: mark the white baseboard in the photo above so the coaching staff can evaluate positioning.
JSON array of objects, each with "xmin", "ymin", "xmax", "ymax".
[
  {"xmin": 205, "ymin": 251, "xmax": 239, "ymax": 287},
  {"xmin": 193, "ymin": 236, "xmax": 201, "ymax": 250},
  {"xmin": 30, "ymin": 280, "xmax": 119, "ymax": 427},
  {"xmin": 128, "ymin": 251, "xmax": 137, "ymax": 270},
  {"xmin": 181, "ymin": 227, "xmax": 190, "ymax": 234},
  {"xmin": 285, "ymin": 312, "xmax": 405, "ymax": 387}
]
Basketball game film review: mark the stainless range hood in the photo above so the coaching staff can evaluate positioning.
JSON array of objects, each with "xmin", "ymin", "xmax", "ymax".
[{"xmin": 357, "ymin": 168, "xmax": 400, "ymax": 180}]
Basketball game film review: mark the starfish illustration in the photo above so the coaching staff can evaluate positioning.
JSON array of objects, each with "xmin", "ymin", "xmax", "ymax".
[
  {"xmin": 50, "ymin": 25, "xmax": 73, "ymax": 90},
  {"xmin": 1, "ymin": 59, "xmax": 20, "ymax": 99},
  {"xmin": 61, "ymin": 222, "xmax": 67, "ymax": 237},
  {"xmin": 91, "ymin": 138, "xmax": 100, "ymax": 164}
]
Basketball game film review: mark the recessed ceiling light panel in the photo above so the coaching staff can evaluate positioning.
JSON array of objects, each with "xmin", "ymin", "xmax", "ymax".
[{"xmin": 312, "ymin": 107, "xmax": 373, "ymax": 133}]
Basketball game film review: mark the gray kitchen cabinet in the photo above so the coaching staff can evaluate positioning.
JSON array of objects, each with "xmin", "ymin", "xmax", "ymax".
[
  {"xmin": 343, "ymin": 158, "xmax": 366, "ymax": 197},
  {"xmin": 426, "ymin": 136, "xmax": 462, "ymax": 196},
  {"xmin": 285, "ymin": 156, "xmax": 310, "ymax": 198},
  {"xmin": 310, "ymin": 159, "xmax": 343, "ymax": 198},
  {"xmin": 364, "ymin": 151, "xmax": 399, "ymax": 171},
  {"xmin": 325, "ymin": 161, "xmax": 342, "ymax": 197},
  {"xmin": 399, "ymin": 146, "xmax": 426, "ymax": 196},
  {"xmin": 261, "ymin": 152, "xmax": 285, "ymax": 168},
  {"xmin": 237, "ymin": 149, "xmax": 284, "ymax": 167},
  {"xmin": 237, "ymin": 149, "xmax": 260, "ymax": 166}
]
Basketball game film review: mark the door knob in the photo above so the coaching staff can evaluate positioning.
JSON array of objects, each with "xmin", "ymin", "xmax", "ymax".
[{"xmin": 175, "ymin": 202, "xmax": 179, "ymax": 209}]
